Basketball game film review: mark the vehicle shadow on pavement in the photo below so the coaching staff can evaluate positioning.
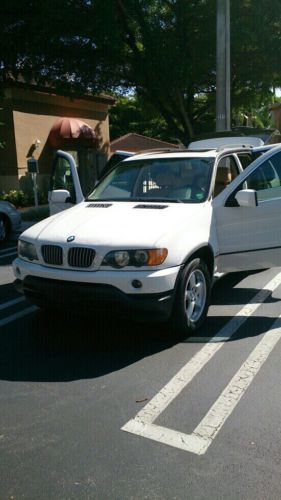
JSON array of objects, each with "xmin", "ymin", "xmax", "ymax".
[
  {"xmin": 191, "ymin": 269, "xmax": 281, "ymax": 343},
  {"xmin": 0, "ymin": 269, "xmax": 280, "ymax": 382},
  {"xmin": 211, "ymin": 269, "xmax": 281, "ymax": 306},
  {"xmin": 0, "ymin": 308, "xmax": 176, "ymax": 382}
]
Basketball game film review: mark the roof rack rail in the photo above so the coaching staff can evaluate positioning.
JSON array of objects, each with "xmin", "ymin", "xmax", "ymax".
[
  {"xmin": 133, "ymin": 147, "xmax": 187, "ymax": 155},
  {"xmin": 185, "ymin": 148, "xmax": 217, "ymax": 152},
  {"xmin": 216, "ymin": 144, "xmax": 254, "ymax": 151}
]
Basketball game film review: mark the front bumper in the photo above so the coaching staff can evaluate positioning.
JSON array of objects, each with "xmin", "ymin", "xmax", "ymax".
[
  {"xmin": 15, "ymin": 276, "xmax": 175, "ymax": 321},
  {"xmin": 13, "ymin": 258, "xmax": 181, "ymax": 321}
]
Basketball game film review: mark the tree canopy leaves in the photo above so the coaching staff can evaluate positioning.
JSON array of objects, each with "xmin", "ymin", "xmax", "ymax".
[{"xmin": 1, "ymin": 0, "xmax": 281, "ymax": 142}]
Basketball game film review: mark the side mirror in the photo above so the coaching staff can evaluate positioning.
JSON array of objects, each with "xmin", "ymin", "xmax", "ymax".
[
  {"xmin": 235, "ymin": 189, "xmax": 257, "ymax": 207},
  {"xmin": 50, "ymin": 189, "xmax": 71, "ymax": 203}
]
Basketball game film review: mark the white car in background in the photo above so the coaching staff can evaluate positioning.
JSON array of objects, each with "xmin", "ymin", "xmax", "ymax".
[
  {"xmin": 188, "ymin": 136, "xmax": 264, "ymax": 150},
  {"xmin": 0, "ymin": 201, "xmax": 21, "ymax": 242},
  {"xmin": 13, "ymin": 145, "xmax": 281, "ymax": 335}
]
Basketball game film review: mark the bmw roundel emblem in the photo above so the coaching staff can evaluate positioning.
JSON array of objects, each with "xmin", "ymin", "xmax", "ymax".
[{"xmin": 67, "ymin": 235, "xmax": 75, "ymax": 242}]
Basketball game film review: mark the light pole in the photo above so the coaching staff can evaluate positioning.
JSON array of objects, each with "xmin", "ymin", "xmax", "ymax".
[{"xmin": 216, "ymin": 0, "xmax": 231, "ymax": 131}]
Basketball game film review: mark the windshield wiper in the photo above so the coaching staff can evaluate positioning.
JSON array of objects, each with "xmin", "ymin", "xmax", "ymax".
[
  {"xmin": 84, "ymin": 197, "xmax": 183, "ymax": 203},
  {"xmin": 139, "ymin": 198, "xmax": 182, "ymax": 203},
  {"xmin": 84, "ymin": 197, "xmax": 130, "ymax": 202}
]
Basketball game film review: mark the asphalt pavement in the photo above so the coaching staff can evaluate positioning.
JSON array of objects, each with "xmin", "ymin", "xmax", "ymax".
[{"xmin": 2, "ymin": 231, "xmax": 281, "ymax": 499}]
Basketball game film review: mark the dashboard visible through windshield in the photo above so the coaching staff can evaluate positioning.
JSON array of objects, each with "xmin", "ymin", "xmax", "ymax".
[{"xmin": 86, "ymin": 157, "xmax": 214, "ymax": 203}]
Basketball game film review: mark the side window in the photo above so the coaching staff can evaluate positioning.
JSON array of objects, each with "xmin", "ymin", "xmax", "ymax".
[
  {"xmin": 226, "ymin": 151, "xmax": 281, "ymax": 206},
  {"xmin": 246, "ymin": 153, "xmax": 281, "ymax": 202},
  {"xmin": 237, "ymin": 154, "xmax": 253, "ymax": 170},
  {"xmin": 214, "ymin": 156, "xmax": 239, "ymax": 197}
]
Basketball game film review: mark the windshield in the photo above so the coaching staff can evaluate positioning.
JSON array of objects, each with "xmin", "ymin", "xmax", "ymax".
[{"xmin": 86, "ymin": 157, "xmax": 214, "ymax": 203}]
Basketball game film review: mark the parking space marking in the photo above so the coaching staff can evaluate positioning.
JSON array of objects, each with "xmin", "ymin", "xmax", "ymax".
[
  {"xmin": 0, "ymin": 306, "xmax": 37, "ymax": 328},
  {"xmin": 122, "ymin": 272, "xmax": 281, "ymax": 454},
  {"xmin": 192, "ymin": 316, "xmax": 281, "ymax": 453},
  {"xmin": 0, "ymin": 297, "xmax": 25, "ymax": 311},
  {"xmin": 0, "ymin": 246, "xmax": 17, "ymax": 254},
  {"xmin": 0, "ymin": 251, "xmax": 17, "ymax": 259}
]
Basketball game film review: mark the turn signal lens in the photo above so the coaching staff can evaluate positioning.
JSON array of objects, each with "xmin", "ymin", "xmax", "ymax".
[{"xmin": 146, "ymin": 248, "xmax": 168, "ymax": 265}]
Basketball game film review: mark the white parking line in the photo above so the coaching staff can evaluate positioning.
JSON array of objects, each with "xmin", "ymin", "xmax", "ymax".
[
  {"xmin": 0, "ymin": 246, "xmax": 17, "ymax": 255},
  {"xmin": 0, "ymin": 297, "xmax": 25, "ymax": 311},
  {"xmin": 122, "ymin": 272, "xmax": 281, "ymax": 455},
  {"xmin": 192, "ymin": 316, "xmax": 281, "ymax": 453},
  {"xmin": 0, "ymin": 251, "xmax": 17, "ymax": 259},
  {"xmin": 0, "ymin": 306, "xmax": 38, "ymax": 328}
]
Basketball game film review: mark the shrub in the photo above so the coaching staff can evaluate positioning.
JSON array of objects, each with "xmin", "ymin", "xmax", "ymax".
[
  {"xmin": 0, "ymin": 189, "xmax": 47, "ymax": 207},
  {"xmin": 0, "ymin": 190, "xmax": 29, "ymax": 207},
  {"xmin": 21, "ymin": 206, "xmax": 50, "ymax": 221}
]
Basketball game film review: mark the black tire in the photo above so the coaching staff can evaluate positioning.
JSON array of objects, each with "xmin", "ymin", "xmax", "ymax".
[
  {"xmin": 0, "ymin": 214, "xmax": 9, "ymax": 242},
  {"xmin": 171, "ymin": 258, "xmax": 211, "ymax": 336}
]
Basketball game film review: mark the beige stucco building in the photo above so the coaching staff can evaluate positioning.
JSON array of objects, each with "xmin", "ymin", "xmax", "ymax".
[{"xmin": 0, "ymin": 83, "xmax": 115, "ymax": 196}]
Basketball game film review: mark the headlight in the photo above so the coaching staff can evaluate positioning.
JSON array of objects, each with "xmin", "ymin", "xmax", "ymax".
[
  {"xmin": 102, "ymin": 248, "xmax": 168, "ymax": 268},
  {"xmin": 114, "ymin": 251, "xmax": 130, "ymax": 267},
  {"xmin": 18, "ymin": 240, "xmax": 38, "ymax": 261}
]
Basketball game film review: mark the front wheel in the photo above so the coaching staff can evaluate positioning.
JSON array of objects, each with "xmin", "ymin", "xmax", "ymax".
[{"xmin": 171, "ymin": 258, "xmax": 211, "ymax": 336}]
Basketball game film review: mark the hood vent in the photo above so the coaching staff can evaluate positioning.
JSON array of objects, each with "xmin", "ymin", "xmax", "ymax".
[
  {"xmin": 134, "ymin": 204, "xmax": 168, "ymax": 209},
  {"xmin": 87, "ymin": 203, "xmax": 112, "ymax": 208}
]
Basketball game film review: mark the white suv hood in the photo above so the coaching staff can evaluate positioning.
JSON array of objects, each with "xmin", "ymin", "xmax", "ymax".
[{"xmin": 23, "ymin": 201, "xmax": 207, "ymax": 248}]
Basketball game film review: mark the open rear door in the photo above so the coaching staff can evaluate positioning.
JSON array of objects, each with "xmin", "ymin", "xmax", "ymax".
[{"xmin": 48, "ymin": 150, "xmax": 84, "ymax": 215}]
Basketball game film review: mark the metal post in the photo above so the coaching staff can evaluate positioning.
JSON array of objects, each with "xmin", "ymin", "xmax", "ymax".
[
  {"xmin": 216, "ymin": 0, "xmax": 231, "ymax": 131},
  {"xmin": 32, "ymin": 172, "xmax": 39, "ymax": 207}
]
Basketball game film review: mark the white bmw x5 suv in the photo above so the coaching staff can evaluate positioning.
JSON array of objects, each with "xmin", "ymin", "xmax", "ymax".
[{"xmin": 13, "ymin": 145, "xmax": 281, "ymax": 335}]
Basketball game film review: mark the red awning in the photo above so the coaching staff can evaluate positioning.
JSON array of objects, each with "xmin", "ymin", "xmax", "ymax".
[{"xmin": 48, "ymin": 117, "xmax": 96, "ymax": 148}]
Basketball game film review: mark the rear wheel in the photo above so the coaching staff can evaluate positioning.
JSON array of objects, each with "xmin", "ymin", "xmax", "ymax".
[
  {"xmin": 171, "ymin": 258, "xmax": 211, "ymax": 336},
  {"xmin": 0, "ymin": 215, "xmax": 9, "ymax": 242}
]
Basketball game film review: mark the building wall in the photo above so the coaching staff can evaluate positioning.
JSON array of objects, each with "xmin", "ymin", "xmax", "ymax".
[
  {"xmin": 0, "ymin": 105, "xmax": 18, "ymax": 190},
  {"xmin": 270, "ymin": 104, "xmax": 281, "ymax": 133},
  {"xmin": 0, "ymin": 86, "xmax": 112, "ymax": 195}
]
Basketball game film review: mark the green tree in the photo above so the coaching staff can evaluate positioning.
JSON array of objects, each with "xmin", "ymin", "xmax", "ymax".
[
  {"xmin": 110, "ymin": 94, "xmax": 178, "ymax": 142},
  {"xmin": 1, "ymin": 1, "xmax": 281, "ymax": 142}
]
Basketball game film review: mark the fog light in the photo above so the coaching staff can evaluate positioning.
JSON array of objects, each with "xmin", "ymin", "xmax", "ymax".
[{"xmin": 132, "ymin": 279, "xmax": 142, "ymax": 289}]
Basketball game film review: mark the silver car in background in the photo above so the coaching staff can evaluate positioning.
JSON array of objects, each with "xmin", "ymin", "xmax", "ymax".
[{"xmin": 0, "ymin": 201, "xmax": 21, "ymax": 241}]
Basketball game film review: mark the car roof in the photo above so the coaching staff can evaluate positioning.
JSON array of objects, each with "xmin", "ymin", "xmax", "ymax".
[
  {"xmin": 124, "ymin": 146, "xmax": 253, "ymax": 161},
  {"xmin": 188, "ymin": 136, "xmax": 264, "ymax": 150},
  {"xmin": 190, "ymin": 127, "xmax": 281, "ymax": 144},
  {"xmin": 125, "ymin": 150, "xmax": 217, "ymax": 160}
]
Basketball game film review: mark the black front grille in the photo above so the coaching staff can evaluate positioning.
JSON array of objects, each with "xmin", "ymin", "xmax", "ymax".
[
  {"xmin": 41, "ymin": 245, "xmax": 63, "ymax": 265},
  {"xmin": 68, "ymin": 247, "xmax": 95, "ymax": 268}
]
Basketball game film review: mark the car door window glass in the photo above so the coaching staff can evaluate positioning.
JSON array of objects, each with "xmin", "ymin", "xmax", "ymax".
[
  {"xmin": 214, "ymin": 156, "xmax": 239, "ymax": 197},
  {"xmin": 245, "ymin": 152, "xmax": 281, "ymax": 202},
  {"xmin": 226, "ymin": 151, "xmax": 281, "ymax": 206},
  {"xmin": 237, "ymin": 153, "xmax": 253, "ymax": 169},
  {"xmin": 51, "ymin": 157, "xmax": 76, "ymax": 203}
]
